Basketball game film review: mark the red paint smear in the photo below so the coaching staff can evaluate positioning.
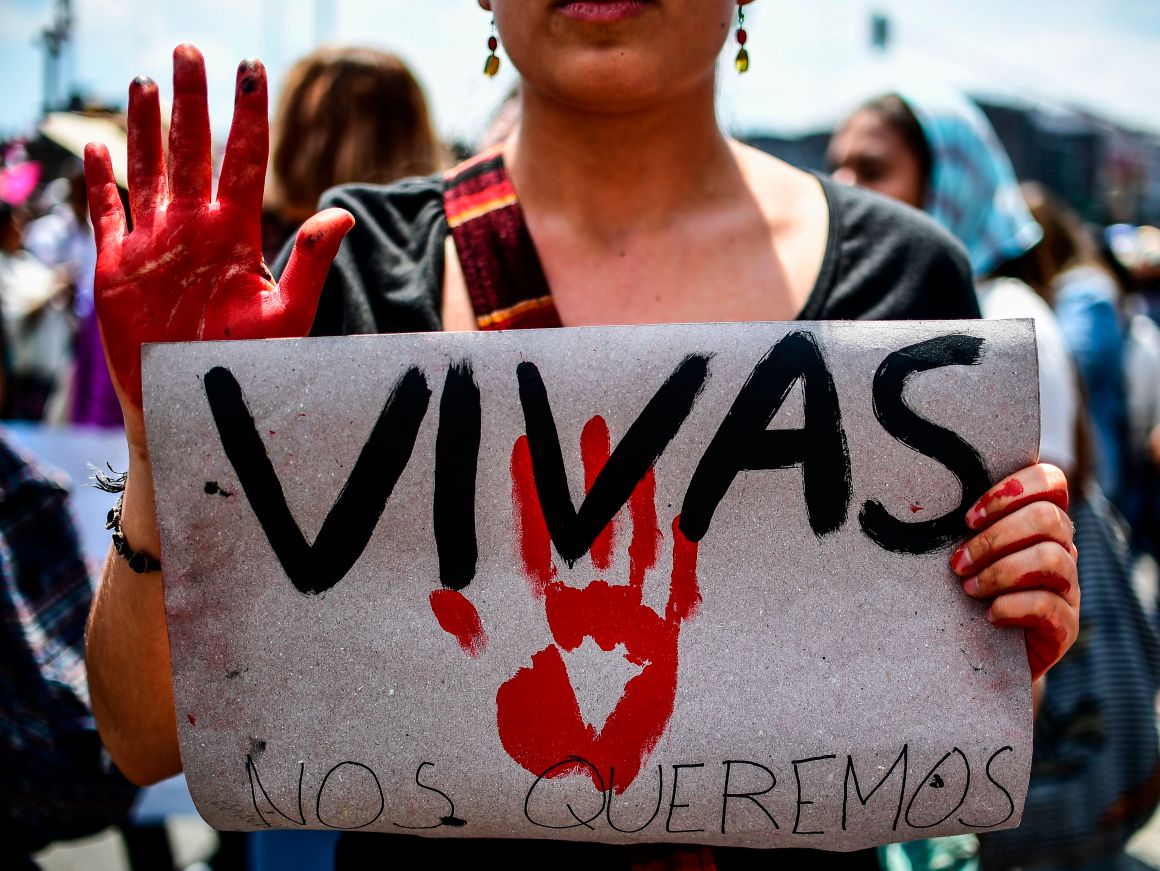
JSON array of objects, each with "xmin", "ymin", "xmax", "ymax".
[
  {"xmin": 988, "ymin": 612, "xmax": 1069, "ymax": 681},
  {"xmin": 511, "ymin": 435, "xmax": 555, "ymax": 597},
  {"xmin": 982, "ymin": 479, "xmax": 1026, "ymax": 507},
  {"xmin": 666, "ymin": 515, "xmax": 701, "ymax": 622},
  {"xmin": 429, "ymin": 589, "xmax": 488, "ymax": 657},
  {"xmin": 909, "ymin": 503, "xmax": 924, "ymax": 513},
  {"xmin": 581, "ymin": 416, "xmax": 615, "ymax": 572},
  {"xmin": 969, "ymin": 479, "xmax": 1069, "ymax": 528},
  {"xmin": 964, "ymin": 534, "xmax": 1069, "ymax": 574},
  {"xmin": 496, "ymin": 626, "xmax": 678, "ymax": 795},
  {"xmin": 187, "ymin": 713, "xmax": 197, "ymax": 726},
  {"xmin": 498, "ymin": 439, "xmax": 702, "ymax": 795},
  {"xmin": 628, "ymin": 468, "xmax": 661, "ymax": 589},
  {"xmin": 1007, "ymin": 570, "xmax": 1074, "ymax": 598}
]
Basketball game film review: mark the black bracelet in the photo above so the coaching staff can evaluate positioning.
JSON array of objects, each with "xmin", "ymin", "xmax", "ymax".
[{"xmin": 106, "ymin": 495, "xmax": 162, "ymax": 574}]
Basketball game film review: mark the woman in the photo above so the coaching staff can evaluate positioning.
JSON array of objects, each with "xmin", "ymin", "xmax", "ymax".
[
  {"xmin": 828, "ymin": 89, "xmax": 1079, "ymax": 480},
  {"xmin": 1020, "ymin": 182, "xmax": 1128, "ymax": 504},
  {"xmin": 83, "ymin": 3, "xmax": 1078, "ymax": 868},
  {"xmin": 830, "ymin": 90, "xmax": 1160, "ymax": 868},
  {"xmin": 261, "ymin": 46, "xmax": 444, "ymax": 261}
]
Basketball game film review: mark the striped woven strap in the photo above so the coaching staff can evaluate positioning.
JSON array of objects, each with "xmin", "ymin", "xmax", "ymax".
[{"xmin": 442, "ymin": 148, "xmax": 562, "ymax": 331}]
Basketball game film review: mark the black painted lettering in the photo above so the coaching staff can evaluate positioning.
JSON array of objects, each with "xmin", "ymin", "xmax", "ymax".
[
  {"xmin": 434, "ymin": 362, "xmax": 481, "ymax": 591},
  {"xmin": 681, "ymin": 331, "xmax": 851, "ymax": 541},
  {"xmin": 393, "ymin": 762, "xmax": 466, "ymax": 830},
  {"xmin": 958, "ymin": 746, "xmax": 1016, "ymax": 829},
  {"xmin": 842, "ymin": 745, "xmax": 908, "ymax": 832},
  {"xmin": 245, "ymin": 755, "xmax": 305, "ymax": 828},
  {"xmin": 904, "ymin": 748, "xmax": 971, "ymax": 830},
  {"xmin": 606, "ymin": 765, "xmax": 664, "ymax": 834},
  {"xmin": 518, "ymin": 356, "xmax": 710, "ymax": 566},
  {"xmin": 205, "ymin": 366, "xmax": 431, "ymax": 595},
  {"xmin": 524, "ymin": 757, "xmax": 607, "ymax": 830},
  {"xmin": 666, "ymin": 763, "xmax": 707, "ymax": 834},
  {"xmin": 721, "ymin": 760, "xmax": 779, "ymax": 834},
  {"xmin": 859, "ymin": 336, "xmax": 991, "ymax": 554},
  {"xmin": 315, "ymin": 761, "xmax": 385, "ymax": 830},
  {"xmin": 792, "ymin": 754, "xmax": 837, "ymax": 835}
]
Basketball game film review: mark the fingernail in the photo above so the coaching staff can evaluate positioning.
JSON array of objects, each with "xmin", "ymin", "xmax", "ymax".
[
  {"xmin": 950, "ymin": 545, "xmax": 973, "ymax": 574},
  {"xmin": 132, "ymin": 75, "xmax": 155, "ymax": 89},
  {"xmin": 962, "ymin": 576, "xmax": 980, "ymax": 596},
  {"xmin": 984, "ymin": 604, "xmax": 994, "ymax": 622}
]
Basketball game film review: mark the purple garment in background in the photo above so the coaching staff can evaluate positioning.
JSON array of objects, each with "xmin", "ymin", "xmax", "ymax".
[{"xmin": 68, "ymin": 310, "xmax": 122, "ymax": 428}]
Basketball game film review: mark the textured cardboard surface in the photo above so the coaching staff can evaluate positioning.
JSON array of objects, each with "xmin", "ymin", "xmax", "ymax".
[{"xmin": 143, "ymin": 320, "xmax": 1038, "ymax": 849}]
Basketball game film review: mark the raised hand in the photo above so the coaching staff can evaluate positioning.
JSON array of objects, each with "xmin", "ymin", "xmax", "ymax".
[
  {"xmin": 950, "ymin": 463, "xmax": 1079, "ymax": 680},
  {"xmin": 84, "ymin": 44, "xmax": 353, "ymax": 445}
]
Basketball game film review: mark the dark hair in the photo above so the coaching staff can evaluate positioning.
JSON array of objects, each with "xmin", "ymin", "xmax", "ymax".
[
  {"xmin": 1017, "ymin": 182, "xmax": 1113, "ymax": 304},
  {"xmin": 859, "ymin": 94, "xmax": 933, "ymax": 198},
  {"xmin": 267, "ymin": 47, "xmax": 443, "ymax": 222}
]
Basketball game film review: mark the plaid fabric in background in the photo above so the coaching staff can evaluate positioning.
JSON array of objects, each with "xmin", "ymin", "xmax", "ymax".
[
  {"xmin": 979, "ymin": 493, "xmax": 1160, "ymax": 867},
  {"xmin": 0, "ymin": 433, "xmax": 136, "ymax": 857},
  {"xmin": 898, "ymin": 86, "xmax": 1043, "ymax": 280}
]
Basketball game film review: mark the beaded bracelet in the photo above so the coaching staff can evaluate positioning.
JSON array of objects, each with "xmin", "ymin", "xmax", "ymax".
[{"xmin": 106, "ymin": 494, "xmax": 162, "ymax": 574}]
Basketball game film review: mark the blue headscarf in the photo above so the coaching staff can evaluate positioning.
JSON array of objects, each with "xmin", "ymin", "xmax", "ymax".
[{"xmin": 897, "ymin": 86, "xmax": 1042, "ymax": 278}]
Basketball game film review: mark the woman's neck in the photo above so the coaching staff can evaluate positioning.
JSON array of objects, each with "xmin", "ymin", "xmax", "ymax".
[{"xmin": 505, "ymin": 76, "xmax": 740, "ymax": 237}]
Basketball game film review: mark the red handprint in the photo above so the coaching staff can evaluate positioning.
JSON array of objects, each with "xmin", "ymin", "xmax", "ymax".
[
  {"xmin": 84, "ymin": 45, "xmax": 352, "ymax": 443},
  {"xmin": 497, "ymin": 415, "xmax": 701, "ymax": 794}
]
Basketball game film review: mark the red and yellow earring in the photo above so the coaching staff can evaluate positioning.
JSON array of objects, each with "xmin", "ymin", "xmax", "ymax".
[
  {"xmin": 735, "ymin": 6, "xmax": 750, "ymax": 73},
  {"xmin": 484, "ymin": 18, "xmax": 501, "ymax": 78}
]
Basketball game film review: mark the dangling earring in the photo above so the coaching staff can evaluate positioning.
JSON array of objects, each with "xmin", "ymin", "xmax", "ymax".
[
  {"xmin": 484, "ymin": 18, "xmax": 501, "ymax": 78},
  {"xmin": 734, "ymin": 6, "xmax": 750, "ymax": 73}
]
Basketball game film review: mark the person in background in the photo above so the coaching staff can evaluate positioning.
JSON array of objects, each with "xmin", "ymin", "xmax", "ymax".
[
  {"xmin": 1019, "ymin": 183, "xmax": 1127, "ymax": 505},
  {"xmin": 0, "ymin": 431, "xmax": 138, "ymax": 868},
  {"xmin": 829, "ymin": 89, "xmax": 1077, "ymax": 480},
  {"xmin": 261, "ymin": 46, "xmax": 444, "ymax": 262},
  {"xmin": 0, "ymin": 197, "xmax": 74, "ymax": 422},
  {"xmin": 25, "ymin": 167, "xmax": 123, "ymax": 429},
  {"xmin": 831, "ymin": 89, "xmax": 1160, "ymax": 871},
  {"xmin": 1102, "ymin": 224, "xmax": 1160, "ymax": 561}
]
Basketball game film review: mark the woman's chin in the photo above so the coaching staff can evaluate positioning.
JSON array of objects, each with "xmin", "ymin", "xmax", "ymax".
[{"xmin": 527, "ymin": 50, "xmax": 712, "ymax": 113}]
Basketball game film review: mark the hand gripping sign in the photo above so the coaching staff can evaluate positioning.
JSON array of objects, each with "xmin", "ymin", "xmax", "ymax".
[{"xmin": 143, "ymin": 320, "xmax": 1038, "ymax": 850}]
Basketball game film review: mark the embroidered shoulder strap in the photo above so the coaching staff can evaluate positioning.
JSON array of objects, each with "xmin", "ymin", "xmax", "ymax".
[{"xmin": 442, "ymin": 148, "xmax": 562, "ymax": 331}]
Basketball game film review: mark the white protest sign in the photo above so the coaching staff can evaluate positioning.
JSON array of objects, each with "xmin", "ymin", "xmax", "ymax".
[{"xmin": 143, "ymin": 320, "xmax": 1038, "ymax": 850}]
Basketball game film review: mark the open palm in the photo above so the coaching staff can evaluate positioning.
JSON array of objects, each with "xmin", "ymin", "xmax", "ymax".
[{"xmin": 84, "ymin": 44, "xmax": 353, "ymax": 441}]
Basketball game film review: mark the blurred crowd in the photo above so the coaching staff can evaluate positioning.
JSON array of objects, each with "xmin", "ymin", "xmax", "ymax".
[{"xmin": 3, "ymin": 40, "xmax": 1160, "ymax": 871}]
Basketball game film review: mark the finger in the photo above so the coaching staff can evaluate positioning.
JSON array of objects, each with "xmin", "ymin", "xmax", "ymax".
[
  {"xmin": 216, "ymin": 59, "xmax": 269, "ymax": 214},
  {"xmin": 581, "ymin": 416, "xmax": 615, "ymax": 572},
  {"xmin": 966, "ymin": 464, "xmax": 1069, "ymax": 530},
  {"xmin": 628, "ymin": 467, "xmax": 660, "ymax": 589},
  {"xmin": 274, "ymin": 208, "xmax": 356, "ymax": 335},
  {"xmin": 962, "ymin": 540, "xmax": 1078, "ymax": 606},
  {"xmin": 987, "ymin": 588, "xmax": 1079, "ymax": 681},
  {"xmin": 167, "ymin": 44, "xmax": 212, "ymax": 204},
  {"xmin": 127, "ymin": 76, "xmax": 168, "ymax": 225},
  {"xmin": 665, "ymin": 515, "xmax": 701, "ymax": 623},
  {"xmin": 84, "ymin": 143, "xmax": 127, "ymax": 251},
  {"xmin": 951, "ymin": 501, "xmax": 1073, "ymax": 576}
]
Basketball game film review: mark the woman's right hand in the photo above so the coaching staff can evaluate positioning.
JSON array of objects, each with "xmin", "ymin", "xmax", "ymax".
[{"xmin": 84, "ymin": 44, "xmax": 354, "ymax": 452}]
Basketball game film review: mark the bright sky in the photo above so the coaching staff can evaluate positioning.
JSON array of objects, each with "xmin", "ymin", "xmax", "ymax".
[{"xmin": 2, "ymin": 0, "xmax": 1159, "ymax": 142}]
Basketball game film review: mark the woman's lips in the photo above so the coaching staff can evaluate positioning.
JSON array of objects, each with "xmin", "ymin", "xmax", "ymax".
[{"xmin": 556, "ymin": 0, "xmax": 655, "ymax": 23}]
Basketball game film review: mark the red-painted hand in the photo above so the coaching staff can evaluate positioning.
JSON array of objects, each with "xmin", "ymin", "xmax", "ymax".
[
  {"xmin": 84, "ymin": 45, "xmax": 353, "ymax": 446},
  {"xmin": 495, "ymin": 416, "xmax": 701, "ymax": 794},
  {"xmin": 950, "ymin": 463, "xmax": 1079, "ymax": 681}
]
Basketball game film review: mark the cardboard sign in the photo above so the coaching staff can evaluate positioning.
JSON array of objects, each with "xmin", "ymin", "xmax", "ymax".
[{"xmin": 143, "ymin": 320, "xmax": 1038, "ymax": 850}]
